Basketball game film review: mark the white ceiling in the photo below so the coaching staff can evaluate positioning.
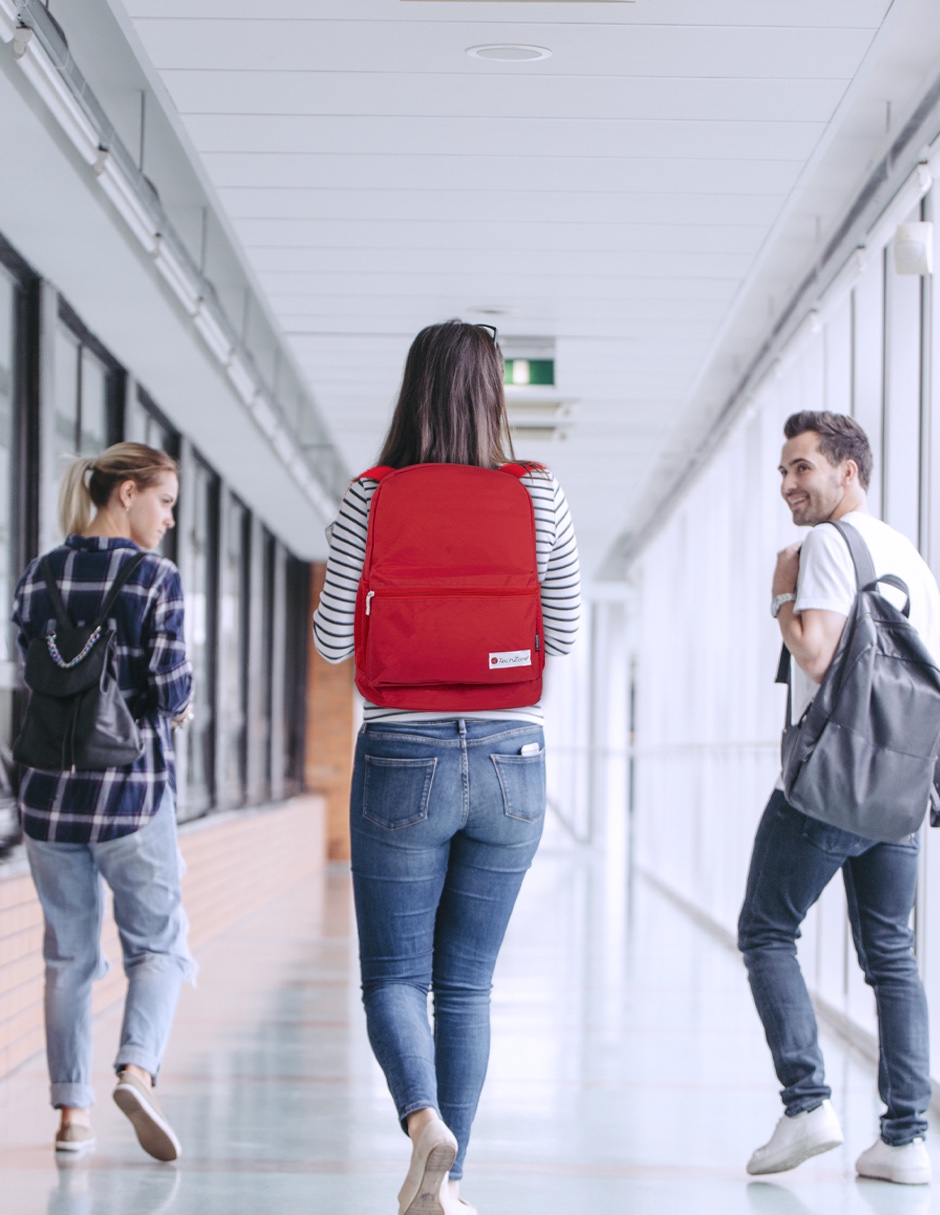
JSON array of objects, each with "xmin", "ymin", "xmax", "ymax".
[{"xmin": 116, "ymin": 0, "xmax": 940, "ymax": 575}]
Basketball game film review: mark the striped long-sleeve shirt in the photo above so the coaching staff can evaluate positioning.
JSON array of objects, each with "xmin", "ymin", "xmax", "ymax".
[
  {"xmin": 12, "ymin": 535, "xmax": 193, "ymax": 843},
  {"xmin": 312, "ymin": 466, "xmax": 581, "ymax": 724}
]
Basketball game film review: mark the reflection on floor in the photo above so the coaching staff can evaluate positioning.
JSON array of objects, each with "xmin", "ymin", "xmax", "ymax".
[{"xmin": 0, "ymin": 839, "xmax": 935, "ymax": 1215}]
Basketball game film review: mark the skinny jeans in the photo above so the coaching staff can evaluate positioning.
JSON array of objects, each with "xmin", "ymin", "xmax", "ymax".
[{"xmin": 350, "ymin": 718, "xmax": 545, "ymax": 1180}]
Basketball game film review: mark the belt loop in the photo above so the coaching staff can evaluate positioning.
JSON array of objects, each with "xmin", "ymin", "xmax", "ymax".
[{"xmin": 457, "ymin": 718, "xmax": 467, "ymax": 736}]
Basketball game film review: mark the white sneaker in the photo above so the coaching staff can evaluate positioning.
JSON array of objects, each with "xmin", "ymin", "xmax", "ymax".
[
  {"xmin": 856, "ymin": 1137, "xmax": 932, "ymax": 1185},
  {"xmin": 747, "ymin": 1100, "xmax": 844, "ymax": 1175}
]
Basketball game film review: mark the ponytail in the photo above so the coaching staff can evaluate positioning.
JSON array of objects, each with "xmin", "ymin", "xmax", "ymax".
[
  {"xmin": 57, "ymin": 456, "xmax": 97, "ymax": 537},
  {"xmin": 57, "ymin": 442, "xmax": 179, "ymax": 538}
]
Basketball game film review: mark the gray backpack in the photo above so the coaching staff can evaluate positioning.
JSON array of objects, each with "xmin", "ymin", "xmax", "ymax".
[{"xmin": 778, "ymin": 520, "xmax": 940, "ymax": 842}]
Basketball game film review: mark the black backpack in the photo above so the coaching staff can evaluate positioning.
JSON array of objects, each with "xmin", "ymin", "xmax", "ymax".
[
  {"xmin": 778, "ymin": 520, "xmax": 940, "ymax": 843},
  {"xmin": 13, "ymin": 552, "xmax": 147, "ymax": 772}
]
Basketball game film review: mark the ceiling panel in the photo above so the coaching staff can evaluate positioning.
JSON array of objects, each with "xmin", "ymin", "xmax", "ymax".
[
  {"xmin": 257, "ymin": 273, "xmax": 741, "ymax": 305},
  {"xmin": 202, "ymin": 152, "xmax": 804, "ymax": 194},
  {"xmin": 125, "ymin": 0, "xmax": 891, "ymax": 27},
  {"xmin": 130, "ymin": 19, "xmax": 875, "ymax": 79},
  {"xmin": 245, "ymin": 245, "xmax": 752, "ymax": 277},
  {"xmin": 218, "ymin": 188, "xmax": 786, "ymax": 228},
  {"xmin": 229, "ymin": 218, "xmax": 767, "ymax": 255},
  {"xmin": 161, "ymin": 71, "xmax": 848, "ymax": 125},
  {"xmin": 181, "ymin": 115, "xmax": 825, "ymax": 162}
]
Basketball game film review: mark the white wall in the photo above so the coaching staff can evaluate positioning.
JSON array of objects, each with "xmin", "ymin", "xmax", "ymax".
[{"xmin": 631, "ymin": 187, "xmax": 940, "ymax": 1072}]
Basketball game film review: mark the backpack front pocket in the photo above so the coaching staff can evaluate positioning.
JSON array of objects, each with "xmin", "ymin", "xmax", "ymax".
[{"xmin": 361, "ymin": 587, "xmax": 543, "ymax": 688}]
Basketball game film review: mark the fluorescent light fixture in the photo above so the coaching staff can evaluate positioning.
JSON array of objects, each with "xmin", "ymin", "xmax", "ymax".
[
  {"xmin": 12, "ymin": 28, "xmax": 99, "ymax": 164},
  {"xmin": 272, "ymin": 429, "xmax": 294, "ymax": 465},
  {"xmin": 291, "ymin": 463, "xmax": 335, "ymax": 521},
  {"xmin": 894, "ymin": 222, "xmax": 933, "ymax": 275},
  {"xmin": 865, "ymin": 163, "xmax": 932, "ymax": 260},
  {"xmin": 153, "ymin": 236, "xmax": 199, "ymax": 315},
  {"xmin": 288, "ymin": 455, "xmax": 311, "ymax": 486},
  {"xmin": 226, "ymin": 352, "xmax": 257, "ymax": 405},
  {"xmin": 305, "ymin": 480, "xmax": 336, "ymax": 521},
  {"xmin": 250, "ymin": 395, "xmax": 279, "ymax": 438},
  {"xmin": 0, "ymin": 0, "xmax": 16, "ymax": 43},
  {"xmin": 193, "ymin": 300, "xmax": 233, "ymax": 365},
  {"xmin": 93, "ymin": 149, "xmax": 158, "ymax": 254}
]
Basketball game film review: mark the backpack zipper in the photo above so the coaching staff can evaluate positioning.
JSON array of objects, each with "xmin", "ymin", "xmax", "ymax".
[{"xmin": 364, "ymin": 587, "xmax": 535, "ymax": 616}]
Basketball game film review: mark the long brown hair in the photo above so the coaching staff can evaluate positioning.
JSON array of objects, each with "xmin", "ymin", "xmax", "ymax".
[
  {"xmin": 58, "ymin": 442, "xmax": 179, "ymax": 537},
  {"xmin": 378, "ymin": 320, "xmax": 515, "ymax": 468}
]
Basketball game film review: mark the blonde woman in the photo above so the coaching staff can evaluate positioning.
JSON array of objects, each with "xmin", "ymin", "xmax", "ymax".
[{"xmin": 12, "ymin": 443, "xmax": 194, "ymax": 1160}]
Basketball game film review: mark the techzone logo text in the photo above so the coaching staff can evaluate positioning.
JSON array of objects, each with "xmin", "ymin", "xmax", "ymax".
[{"xmin": 489, "ymin": 650, "xmax": 532, "ymax": 668}]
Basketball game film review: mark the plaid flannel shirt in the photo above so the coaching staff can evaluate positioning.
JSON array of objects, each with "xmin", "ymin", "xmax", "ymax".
[{"xmin": 12, "ymin": 535, "xmax": 193, "ymax": 843}]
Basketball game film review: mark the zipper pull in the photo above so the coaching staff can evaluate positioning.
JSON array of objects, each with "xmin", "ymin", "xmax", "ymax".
[
  {"xmin": 535, "ymin": 634, "xmax": 540, "ymax": 652},
  {"xmin": 365, "ymin": 590, "xmax": 375, "ymax": 616}
]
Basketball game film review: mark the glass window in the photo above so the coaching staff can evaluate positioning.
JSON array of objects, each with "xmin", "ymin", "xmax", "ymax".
[
  {"xmin": 283, "ymin": 554, "xmax": 309, "ymax": 796},
  {"xmin": 79, "ymin": 347, "xmax": 109, "ymax": 454},
  {"xmin": 53, "ymin": 303, "xmax": 122, "ymax": 470},
  {"xmin": 53, "ymin": 321, "xmax": 80, "ymax": 462},
  {"xmin": 218, "ymin": 493, "xmax": 249, "ymax": 807},
  {"xmin": 0, "ymin": 269, "xmax": 16, "ymax": 668},
  {"xmin": 882, "ymin": 236, "xmax": 923, "ymax": 543},
  {"xmin": 260, "ymin": 529, "xmax": 276, "ymax": 798},
  {"xmin": 0, "ymin": 248, "xmax": 29, "ymax": 854},
  {"xmin": 181, "ymin": 457, "xmax": 218, "ymax": 821},
  {"xmin": 130, "ymin": 391, "xmax": 180, "ymax": 564},
  {"xmin": 852, "ymin": 254, "xmax": 885, "ymax": 514}
]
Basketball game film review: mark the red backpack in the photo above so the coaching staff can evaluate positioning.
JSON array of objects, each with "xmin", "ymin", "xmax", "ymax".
[{"xmin": 353, "ymin": 462, "xmax": 545, "ymax": 710}]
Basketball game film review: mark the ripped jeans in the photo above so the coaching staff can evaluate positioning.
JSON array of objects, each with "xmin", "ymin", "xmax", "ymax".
[{"xmin": 26, "ymin": 787, "xmax": 195, "ymax": 1109}]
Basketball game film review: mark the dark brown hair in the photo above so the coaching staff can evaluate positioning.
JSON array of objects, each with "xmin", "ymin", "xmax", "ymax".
[
  {"xmin": 783, "ymin": 410, "xmax": 873, "ymax": 491},
  {"xmin": 58, "ymin": 442, "xmax": 179, "ymax": 537},
  {"xmin": 378, "ymin": 320, "xmax": 515, "ymax": 468}
]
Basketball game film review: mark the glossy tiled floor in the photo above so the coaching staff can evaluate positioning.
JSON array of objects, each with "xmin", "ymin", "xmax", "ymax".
[{"xmin": 0, "ymin": 834, "xmax": 937, "ymax": 1215}]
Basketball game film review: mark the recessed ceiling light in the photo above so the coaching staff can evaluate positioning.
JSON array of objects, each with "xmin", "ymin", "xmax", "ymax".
[{"xmin": 466, "ymin": 44, "xmax": 552, "ymax": 62}]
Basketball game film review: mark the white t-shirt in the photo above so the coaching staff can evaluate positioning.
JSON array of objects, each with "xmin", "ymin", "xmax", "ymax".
[{"xmin": 789, "ymin": 510, "xmax": 940, "ymax": 722}]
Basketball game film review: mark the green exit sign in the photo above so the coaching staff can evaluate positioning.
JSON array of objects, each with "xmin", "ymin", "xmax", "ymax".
[{"xmin": 504, "ymin": 359, "xmax": 554, "ymax": 386}]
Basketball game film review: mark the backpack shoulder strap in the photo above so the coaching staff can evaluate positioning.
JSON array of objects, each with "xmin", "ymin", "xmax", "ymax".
[
  {"xmin": 828, "ymin": 519, "xmax": 876, "ymax": 588},
  {"xmin": 776, "ymin": 520, "xmax": 881, "ymax": 694},
  {"xmin": 499, "ymin": 461, "xmax": 546, "ymax": 481},
  {"xmin": 357, "ymin": 465, "xmax": 395, "ymax": 483},
  {"xmin": 92, "ymin": 552, "xmax": 147, "ymax": 628},
  {"xmin": 40, "ymin": 556, "xmax": 73, "ymax": 631}
]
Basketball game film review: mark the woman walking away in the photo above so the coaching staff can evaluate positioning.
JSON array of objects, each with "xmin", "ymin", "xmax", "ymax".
[
  {"xmin": 12, "ymin": 442, "xmax": 194, "ymax": 1160},
  {"xmin": 313, "ymin": 320, "xmax": 581, "ymax": 1214}
]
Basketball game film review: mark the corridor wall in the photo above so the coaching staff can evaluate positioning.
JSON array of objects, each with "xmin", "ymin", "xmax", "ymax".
[{"xmin": 631, "ymin": 180, "xmax": 940, "ymax": 1072}]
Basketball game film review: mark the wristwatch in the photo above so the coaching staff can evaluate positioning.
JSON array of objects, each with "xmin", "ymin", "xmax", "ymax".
[{"xmin": 771, "ymin": 592, "xmax": 797, "ymax": 618}]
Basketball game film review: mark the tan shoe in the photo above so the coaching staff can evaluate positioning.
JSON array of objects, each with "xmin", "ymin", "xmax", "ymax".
[
  {"xmin": 398, "ymin": 1119, "xmax": 458, "ymax": 1215},
  {"xmin": 112, "ymin": 1071, "xmax": 180, "ymax": 1162},
  {"xmin": 54, "ymin": 1123, "xmax": 95, "ymax": 1153}
]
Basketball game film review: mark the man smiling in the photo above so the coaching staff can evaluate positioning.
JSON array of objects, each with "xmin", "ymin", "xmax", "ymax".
[{"xmin": 738, "ymin": 411, "xmax": 940, "ymax": 1185}]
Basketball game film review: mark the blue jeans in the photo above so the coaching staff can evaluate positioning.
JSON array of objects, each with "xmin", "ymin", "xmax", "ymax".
[
  {"xmin": 738, "ymin": 790, "xmax": 930, "ymax": 1145},
  {"xmin": 350, "ymin": 718, "xmax": 546, "ymax": 1180},
  {"xmin": 25, "ymin": 788, "xmax": 195, "ymax": 1110}
]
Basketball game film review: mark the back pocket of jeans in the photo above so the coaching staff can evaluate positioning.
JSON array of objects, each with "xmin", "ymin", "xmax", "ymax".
[
  {"xmin": 362, "ymin": 755, "xmax": 437, "ymax": 829},
  {"xmin": 491, "ymin": 750, "xmax": 546, "ymax": 823}
]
